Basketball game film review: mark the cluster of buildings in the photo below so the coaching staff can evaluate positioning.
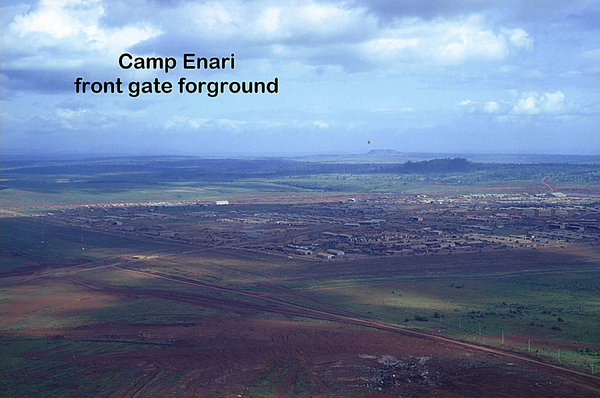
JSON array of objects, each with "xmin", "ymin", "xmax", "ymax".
[{"xmin": 45, "ymin": 192, "xmax": 599, "ymax": 260}]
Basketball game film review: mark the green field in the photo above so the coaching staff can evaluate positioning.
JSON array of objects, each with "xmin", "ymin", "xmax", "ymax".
[
  {"xmin": 2, "ymin": 155, "xmax": 600, "ymax": 396},
  {"xmin": 2, "ymin": 156, "xmax": 599, "ymax": 208},
  {"xmin": 0, "ymin": 217, "xmax": 179, "ymax": 274}
]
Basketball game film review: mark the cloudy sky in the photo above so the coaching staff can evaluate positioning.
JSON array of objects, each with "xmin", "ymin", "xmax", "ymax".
[{"xmin": 2, "ymin": 0, "xmax": 599, "ymax": 156}]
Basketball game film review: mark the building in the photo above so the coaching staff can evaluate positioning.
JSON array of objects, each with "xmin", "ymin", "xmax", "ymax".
[
  {"xmin": 317, "ymin": 252, "xmax": 335, "ymax": 259},
  {"xmin": 538, "ymin": 209, "xmax": 552, "ymax": 217},
  {"xmin": 468, "ymin": 241, "xmax": 485, "ymax": 248},
  {"xmin": 522, "ymin": 208, "xmax": 536, "ymax": 217},
  {"xmin": 411, "ymin": 245, "xmax": 427, "ymax": 253}
]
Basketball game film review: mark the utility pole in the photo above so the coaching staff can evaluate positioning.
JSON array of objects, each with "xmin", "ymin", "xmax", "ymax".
[
  {"xmin": 40, "ymin": 176, "xmax": 45, "ymax": 244},
  {"xmin": 478, "ymin": 323, "xmax": 481, "ymax": 335},
  {"xmin": 528, "ymin": 339, "xmax": 531, "ymax": 353},
  {"xmin": 501, "ymin": 330, "xmax": 504, "ymax": 344}
]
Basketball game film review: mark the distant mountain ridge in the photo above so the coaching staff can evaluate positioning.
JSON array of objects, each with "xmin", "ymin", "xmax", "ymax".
[{"xmin": 365, "ymin": 149, "xmax": 403, "ymax": 157}]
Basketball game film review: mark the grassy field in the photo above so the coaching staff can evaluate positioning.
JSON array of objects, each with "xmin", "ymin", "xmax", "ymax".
[
  {"xmin": 0, "ymin": 174, "xmax": 578, "ymax": 208},
  {"xmin": 306, "ymin": 274, "xmax": 600, "ymax": 368},
  {"xmin": 0, "ymin": 216, "xmax": 179, "ymax": 274},
  {"xmin": 104, "ymin": 245, "xmax": 600, "ymax": 371},
  {"xmin": 2, "ymin": 155, "xmax": 599, "ymax": 395},
  {"xmin": 2, "ymin": 243, "xmax": 600, "ymax": 395},
  {"xmin": 2, "ymin": 155, "xmax": 599, "ymax": 209},
  {"xmin": 94, "ymin": 246, "xmax": 600, "ymax": 372},
  {"xmin": 0, "ymin": 334, "xmax": 174, "ymax": 398}
]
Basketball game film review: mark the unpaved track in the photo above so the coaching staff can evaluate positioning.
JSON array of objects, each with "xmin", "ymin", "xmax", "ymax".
[
  {"xmin": 115, "ymin": 265, "xmax": 600, "ymax": 389},
  {"xmin": 3, "ymin": 238, "xmax": 599, "ymax": 391}
]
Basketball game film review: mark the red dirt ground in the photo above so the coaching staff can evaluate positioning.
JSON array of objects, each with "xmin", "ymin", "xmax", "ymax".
[{"xmin": 3, "ymin": 275, "xmax": 600, "ymax": 397}]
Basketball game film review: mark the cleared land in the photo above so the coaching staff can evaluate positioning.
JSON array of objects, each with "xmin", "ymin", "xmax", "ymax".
[{"xmin": 1, "ymin": 156, "xmax": 600, "ymax": 396}]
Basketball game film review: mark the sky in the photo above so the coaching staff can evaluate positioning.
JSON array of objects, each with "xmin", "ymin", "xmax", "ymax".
[{"xmin": 1, "ymin": 0, "xmax": 599, "ymax": 156}]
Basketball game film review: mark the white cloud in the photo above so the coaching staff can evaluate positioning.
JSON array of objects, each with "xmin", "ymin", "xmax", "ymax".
[
  {"xmin": 483, "ymin": 101, "xmax": 501, "ymax": 113},
  {"xmin": 542, "ymin": 91, "xmax": 565, "ymax": 113},
  {"xmin": 1, "ymin": 0, "xmax": 538, "ymax": 89},
  {"xmin": 581, "ymin": 48, "xmax": 600, "ymax": 64},
  {"xmin": 259, "ymin": 7, "xmax": 282, "ymax": 35},
  {"xmin": 501, "ymin": 28, "xmax": 533, "ymax": 50},
  {"xmin": 164, "ymin": 116, "xmax": 208, "ymax": 130},
  {"xmin": 163, "ymin": 116, "xmax": 249, "ymax": 132},
  {"xmin": 512, "ymin": 96, "xmax": 539, "ymax": 114},
  {"xmin": 361, "ymin": 38, "xmax": 419, "ymax": 62},
  {"xmin": 313, "ymin": 120, "xmax": 329, "ymax": 129},
  {"xmin": 359, "ymin": 15, "xmax": 531, "ymax": 68},
  {"xmin": 216, "ymin": 119, "xmax": 247, "ymax": 130},
  {"xmin": 12, "ymin": 0, "xmax": 103, "ymax": 39},
  {"xmin": 2, "ymin": 0, "xmax": 161, "ymax": 70},
  {"xmin": 511, "ymin": 91, "xmax": 565, "ymax": 114},
  {"xmin": 371, "ymin": 108, "xmax": 414, "ymax": 112},
  {"xmin": 580, "ymin": 48, "xmax": 600, "ymax": 74},
  {"xmin": 181, "ymin": 1, "xmax": 376, "ymax": 43},
  {"xmin": 457, "ymin": 91, "xmax": 571, "ymax": 116},
  {"xmin": 53, "ymin": 105, "xmax": 122, "ymax": 130}
]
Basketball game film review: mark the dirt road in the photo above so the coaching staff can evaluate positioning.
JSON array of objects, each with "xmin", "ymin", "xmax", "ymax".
[{"xmin": 115, "ymin": 265, "xmax": 600, "ymax": 389}]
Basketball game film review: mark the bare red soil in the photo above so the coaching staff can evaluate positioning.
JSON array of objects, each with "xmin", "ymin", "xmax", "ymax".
[{"xmin": 3, "ymin": 274, "xmax": 600, "ymax": 397}]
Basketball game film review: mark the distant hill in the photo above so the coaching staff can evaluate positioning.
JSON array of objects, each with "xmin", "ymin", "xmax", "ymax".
[{"xmin": 365, "ymin": 149, "xmax": 402, "ymax": 157}]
